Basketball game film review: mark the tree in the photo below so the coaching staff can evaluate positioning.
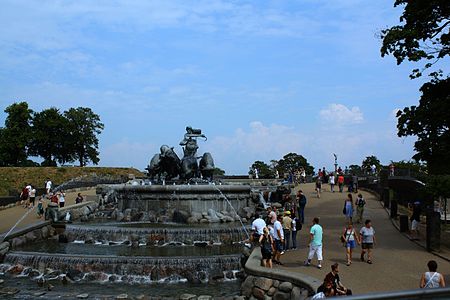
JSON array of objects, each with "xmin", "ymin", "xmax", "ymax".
[
  {"xmin": 64, "ymin": 107, "xmax": 104, "ymax": 167},
  {"xmin": 276, "ymin": 153, "xmax": 314, "ymax": 175},
  {"xmin": 29, "ymin": 108, "xmax": 73, "ymax": 166},
  {"xmin": 362, "ymin": 156, "xmax": 381, "ymax": 173},
  {"xmin": 380, "ymin": 0, "xmax": 450, "ymax": 78},
  {"xmin": 0, "ymin": 102, "xmax": 33, "ymax": 166},
  {"xmin": 249, "ymin": 161, "xmax": 274, "ymax": 178},
  {"xmin": 396, "ymin": 78, "xmax": 450, "ymax": 174},
  {"xmin": 348, "ymin": 164, "xmax": 363, "ymax": 175}
]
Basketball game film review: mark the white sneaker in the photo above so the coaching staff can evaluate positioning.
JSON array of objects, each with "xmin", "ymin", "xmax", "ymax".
[{"xmin": 317, "ymin": 264, "xmax": 322, "ymax": 269}]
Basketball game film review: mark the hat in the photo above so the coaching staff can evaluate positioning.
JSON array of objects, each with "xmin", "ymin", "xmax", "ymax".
[{"xmin": 284, "ymin": 211, "xmax": 291, "ymax": 215}]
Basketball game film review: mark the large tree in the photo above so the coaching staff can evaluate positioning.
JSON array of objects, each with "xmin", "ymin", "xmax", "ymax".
[
  {"xmin": 396, "ymin": 78, "xmax": 450, "ymax": 174},
  {"xmin": 276, "ymin": 153, "xmax": 314, "ymax": 175},
  {"xmin": 64, "ymin": 107, "xmax": 104, "ymax": 167},
  {"xmin": 249, "ymin": 161, "xmax": 273, "ymax": 178},
  {"xmin": 380, "ymin": 0, "xmax": 449, "ymax": 78},
  {"xmin": 362, "ymin": 155, "xmax": 381, "ymax": 173},
  {"xmin": 0, "ymin": 102, "xmax": 33, "ymax": 166},
  {"xmin": 29, "ymin": 108, "xmax": 73, "ymax": 166}
]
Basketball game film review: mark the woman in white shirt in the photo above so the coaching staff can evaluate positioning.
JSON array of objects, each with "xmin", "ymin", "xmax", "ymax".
[{"xmin": 420, "ymin": 260, "xmax": 445, "ymax": 288}]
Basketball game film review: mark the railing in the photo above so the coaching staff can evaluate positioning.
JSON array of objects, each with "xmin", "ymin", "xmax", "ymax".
[{"xmin": 344, "ymin": 287, "xmax": 450, "ymax": 300}]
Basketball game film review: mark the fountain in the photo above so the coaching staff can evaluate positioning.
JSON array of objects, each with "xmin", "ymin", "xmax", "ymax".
[{"xmin": 0, "ymin": 127, "xmax": 268, "ymax": 299}]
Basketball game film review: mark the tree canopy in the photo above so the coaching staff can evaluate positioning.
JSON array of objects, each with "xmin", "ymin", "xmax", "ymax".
[
  {"xmin": 249, "ymin": 152, "xmax": 314, "ymax": 178},
  {"xmin": 380, "ymin": 0, "xmax": 450, "ymax": 78},
  {"xmin": 362, "ymin": 155, "xmax": 381, "ymax": 173},
  {"xmin": 0, "ymin": 102, "xmax": 104, "ymax": 167}
]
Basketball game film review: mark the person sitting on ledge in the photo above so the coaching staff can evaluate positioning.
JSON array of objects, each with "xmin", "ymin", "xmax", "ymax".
[{"xmin": 324, "ymin": 263, "xmax": 352, "ymax": 296}]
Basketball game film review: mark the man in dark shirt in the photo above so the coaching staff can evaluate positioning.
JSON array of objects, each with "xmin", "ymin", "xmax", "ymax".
[{"xmin": 324, "ymin": 263, "xmax": 352, "ymax": 296}]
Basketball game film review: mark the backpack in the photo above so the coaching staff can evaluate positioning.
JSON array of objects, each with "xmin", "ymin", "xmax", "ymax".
[{"xmin": 260, "ymin": 236, "xmax": 273, "ymax": 254}]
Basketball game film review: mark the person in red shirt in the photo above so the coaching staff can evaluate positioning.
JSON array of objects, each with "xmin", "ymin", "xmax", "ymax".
[{"xmin": 338, "ymin": 175, "xmax": 345, "ymax": 193}]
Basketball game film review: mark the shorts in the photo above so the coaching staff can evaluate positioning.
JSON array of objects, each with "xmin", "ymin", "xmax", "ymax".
[
  {"xmin": 346, "ymin": 240, "xmax": 356, "ymax": 249},
  {"xmin": 411, "ymin": 220, "xmax": 419, "ymax": 231},
  {"xmin": 308, "ymin": 244, "xmax": 323, "ymax": 261},
  {"xmin": 274, "ymin": 239, "xmax": 284, "ymax": 252},
  {"xmin": 362, "ymin": 243, "xmax": 373, "ymax": 249}
]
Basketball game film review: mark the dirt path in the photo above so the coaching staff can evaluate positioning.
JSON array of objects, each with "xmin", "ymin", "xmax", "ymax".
[
  {"xmin": 277, "ymin": 183, "xmax": 449, "ymax": 295},
  {"xmin": 0, "ymin": 189, "xmax": 97, "ymax": 234}
]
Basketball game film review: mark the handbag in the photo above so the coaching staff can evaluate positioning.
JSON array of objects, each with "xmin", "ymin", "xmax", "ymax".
[{"xmin": 343, "ymin": 205, "xmax": 347, "ymax": 215}]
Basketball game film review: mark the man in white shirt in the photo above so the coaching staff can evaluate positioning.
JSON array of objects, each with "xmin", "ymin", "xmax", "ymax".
[
  {"xmin": 251, "ymin": 214, "xmax": 266, "ymax": 243},
  {"xmin": 45, "ymin": 178, "xmax": 52, "ymax": 195},
  {"xmin": 273, "ymin": 215, "xmax": 285, "ymax": 265}
]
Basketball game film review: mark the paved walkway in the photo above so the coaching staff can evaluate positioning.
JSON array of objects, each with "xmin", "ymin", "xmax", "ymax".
[
  {"xmin": 277, "ymin": 183, "xmax": 449, "ymax": 295},
  {"xmin": 0, "ymin": 189, "xmax": 96, "ymax": 235}
]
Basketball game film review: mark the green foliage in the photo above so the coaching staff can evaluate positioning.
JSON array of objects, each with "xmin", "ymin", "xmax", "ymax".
[
  {"xmin": 362, "ymin": 155, "xmax": 381, "ymax": 172},
  {"xmin": 277, "ymin": 153, "xmax": 314, "ymax": 175},
  {"xmin": 425, "ymin": 175, "xmax": 450, "ymax": 199},
  {"xmin": 396, "ymin": 78, "xmax": 450, "ymax": 174},
  {"xmin": 0, "ymin": 102, "xmax": 33, "ymax": 166},
  {"xmin": 249, "ymin": 161, "xmax": 273, "ymax": 178},
  {"xmin": 380, "ymin": 0, "xmax": 450, "ymax": 78},
  {"xmin": 29, "ymin": 107, "xmax": 73, "ymax": 165},
  {"xmin": 64, "ymin": 107, "xmax": 104, "ymax": 167},
  {"xmin": 348, "ymin": 164, "xmax": 363, "ymax": 175},
  {"xmin": 390, "ymin": 159, "xmax": 427, "ymax": 174}
]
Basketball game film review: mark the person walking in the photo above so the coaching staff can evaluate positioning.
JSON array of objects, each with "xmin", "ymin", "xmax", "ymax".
[
  {"xmin": 355, "ymin": 194, "xmax": 366, "ymax": 224},
  {"xmin": 305, "ymin": 217, "xmax": 323, "ymax": 269},
  {"xmin": 297, "ymin": 190, "xmax": 307, "ymax": 224},
  {"xmin": 28, "ymin": 185, "xmax": 36, "ymax": 208},
  {"xmin": 37, "ymin": 197, "xmax": 45, "ymax": 218},
  {"xmin": 272, "ymin": 215, "xmax": 285, "ymax": 265},
  {"xmin": 58, "ymin": 191, "xmax": 66, "ymax": 208},
  {"xmin": 315, "ymin": 177, "xmax": 322, "ymax": 198},
  {"xmin": 360, "ymin": 219, "xmax": 376, "ymax": 264},
  {"xmin": 291, "ymin": 213, "xmax": 300, "ymax": 250},
  {"xmin": 341, "ymin": 222, "xmax": 360, "ymax": 266},
  {"xmin": 410, "ymin": 201, "xmax": 421, "ymax": 240},
  {"xmin": 338, "ymin": 174, "xmax": 345, "ymax": 193},
  {"xmin": 329, "ymin": 173, "xmax": 335, "ymax": 193},
  {"xmin": 282, "ymin": 211, "xmax": 292, "ymax": 251},
  {"xmin": 420, "ymin": 260, "xmax": 446, "ymax": 288},
  {"xmin": 343, "ymin": 194, "xmax": 354, "ymax": 222},
  {"xmin": 45, "ymin": 178, "xmax": 52, "ymax": 196},
  {"xmin": 259, "ymin": 227, "xmax": 274, "ymax": 268}
]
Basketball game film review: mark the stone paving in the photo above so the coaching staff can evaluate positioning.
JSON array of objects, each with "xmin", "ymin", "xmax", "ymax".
[{"xmin": 276, "ymin": 183, "xmax": 449, "ymax": 295}]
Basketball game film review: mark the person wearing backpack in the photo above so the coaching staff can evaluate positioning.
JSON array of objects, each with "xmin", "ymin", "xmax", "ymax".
[
  {"xmin": 355, "ymin": 194, "xmax": 366, "ymax": 224},
  {"xmin": 259, "ymin": 226, "xmax": 274, "ymax": 268}
]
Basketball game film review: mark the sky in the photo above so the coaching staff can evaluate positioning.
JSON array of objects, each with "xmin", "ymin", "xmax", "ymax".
[{"xmin": 0, "ymin": 0, "xmax": 430, "ymax": 174}]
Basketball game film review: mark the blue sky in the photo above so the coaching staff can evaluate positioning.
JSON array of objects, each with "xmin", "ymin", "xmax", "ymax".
[{"xmin": 0, "ymin": 0, "xmax": 430, "ymax": 173}]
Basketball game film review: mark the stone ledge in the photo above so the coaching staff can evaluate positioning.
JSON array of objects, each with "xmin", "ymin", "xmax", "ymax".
[{"xmin": 244, "ymin": 248, "xmax": 321, "ymax": 295}]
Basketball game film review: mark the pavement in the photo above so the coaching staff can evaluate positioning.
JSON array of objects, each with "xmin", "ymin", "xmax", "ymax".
[
  {"xmin": 276, "ymin": 183, "xmax": 449, "ymax": 295},
  {"xmin": 0, "ymin": 188, "xmax": 97, "ymax": 235}
]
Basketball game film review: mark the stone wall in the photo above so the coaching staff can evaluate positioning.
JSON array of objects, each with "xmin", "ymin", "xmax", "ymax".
[{"xmin": 238, "ymin": 249, "xmax": 321, "ymax": 300}]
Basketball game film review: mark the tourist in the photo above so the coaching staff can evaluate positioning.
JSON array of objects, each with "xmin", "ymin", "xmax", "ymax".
[
  {"xmin": 318, "ymin": 168, "xmax": 323, "ymax": 180},
  {"xmin": 338, "ymin": 174, "xmax": 344, "ymax": 193},
  {"xmin": 37, "ymin": 197, "xmax": 45, "ymax": 218},
  {"xmin": 251, "ymin": 214, "xmax": 266, "ymax": 244},
  {"xmin": 420, "ymin": 260, "xmax": 446, "ymax": 288},
  {"xmin": 355, "ymin": 194, "xmax": 366, "ymax": 224},
  {"xmin": 272, "ymin": 215, "xmax": 284, "ymax": 265},
  {"xmin": 342, "ymin": 222, "xmax": 360, "ymax": 266},
  {"xmin": 305, "ymin": 217, "xmax": 323, "ymax": 269},
  {"xmin": 410, "ymin": 201, "xmax": 421, "ymax": 240},
  {"xmin": 337, "ymin": 166, "xmax": 343, "ymax": 174},
  {"xmin": 75, "ymin": 193, "xmax": 84, "ymax": 204},
  {"xmin": 371, "ymin": 164, "xmax": 376, "ymax": 175},
  {"xmin": 313, "ymin": 280, "xmax": 335, "ymax": 299},
  {"xmin": 291, "ymin": 213, "xmax": 300, "ymax": 250},
  {"xmin": 297, "ymin": 190, "xmax": 307, "ymax": 224},
  {"xmin": 348, "ymin": 176, "xmax": 354, "ymax": 193},
  {"xmin": 45, "ymin": 178, "xmax": 52, "ymax": 196},
  {"xmin": 266, "ymin": 206, "xmax": 277, "ymax": 225},
  {"xmin": 360, "ymin": 219, "xmax": 376, "ymax": 264},
  {"xmin": 315, "ymin": 177, "xmax": 322, "ymax": 199},
  {"xmin": 282, "ymin": 211, "xmax": 292, "ymax": 251},
  {"xmin": 343, "ymin": 194, "xmax": 354, "ymax": 222},
  {"xmin": 300, "ymin": 167, "xmax": 306, "ymax": 183},
  {"xmin": 58, "ymin": 190, "xmax": 66, "ymax": 208},
  {"xmin": 322, "ymin": 167, "xmax": 327, "ymax": 183},
  {"xmin": 329, "ymin": 173, "xmax": 335, "ymax": 193},
  {"xmin": 389, "ymin": 163, "xmax": 395, "ymax": 176},
  {"xmin": 352, "ymin": 173, "xmax": 358, "ymax": 193},
  {"xmin": 259, "ymin": 227, "xmax": 274, "ymax": 268},
  {"xmin": 324, "ymin": 263, "xmax": 352, "ymax": 295},
  {"xmin": 29, "ymin": 185, "xmax": 36, "ymax": 208},
  {"xmin": 20, "ymin": 184, "xmax": 29, "ymax": 208}
]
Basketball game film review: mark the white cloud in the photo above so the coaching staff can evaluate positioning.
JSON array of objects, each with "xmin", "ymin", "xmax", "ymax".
[{"xmin": 319, "ymin": 103, "xmax": 364, "ymax": 124}]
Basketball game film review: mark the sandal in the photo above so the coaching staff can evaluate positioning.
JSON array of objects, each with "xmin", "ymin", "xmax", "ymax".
[{"xmin": 367, "ymin": 260, "xmax": 372, "ymax": 264}]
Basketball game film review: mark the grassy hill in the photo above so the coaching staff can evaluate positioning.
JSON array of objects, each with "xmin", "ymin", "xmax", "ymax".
[{"xmin": 0, "ymin": 167, "xmax": 145, "ymax": 196}]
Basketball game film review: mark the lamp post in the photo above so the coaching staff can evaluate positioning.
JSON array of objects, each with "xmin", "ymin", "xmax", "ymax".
[{"xmin": 333, "ymin": 153, "xmax": 338, "ymax": 173}]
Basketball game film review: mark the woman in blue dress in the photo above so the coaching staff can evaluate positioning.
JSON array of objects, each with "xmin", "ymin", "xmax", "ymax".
[{"xmin": 344, "ymin": 194, "xmax": 354, "ymax": 222}]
